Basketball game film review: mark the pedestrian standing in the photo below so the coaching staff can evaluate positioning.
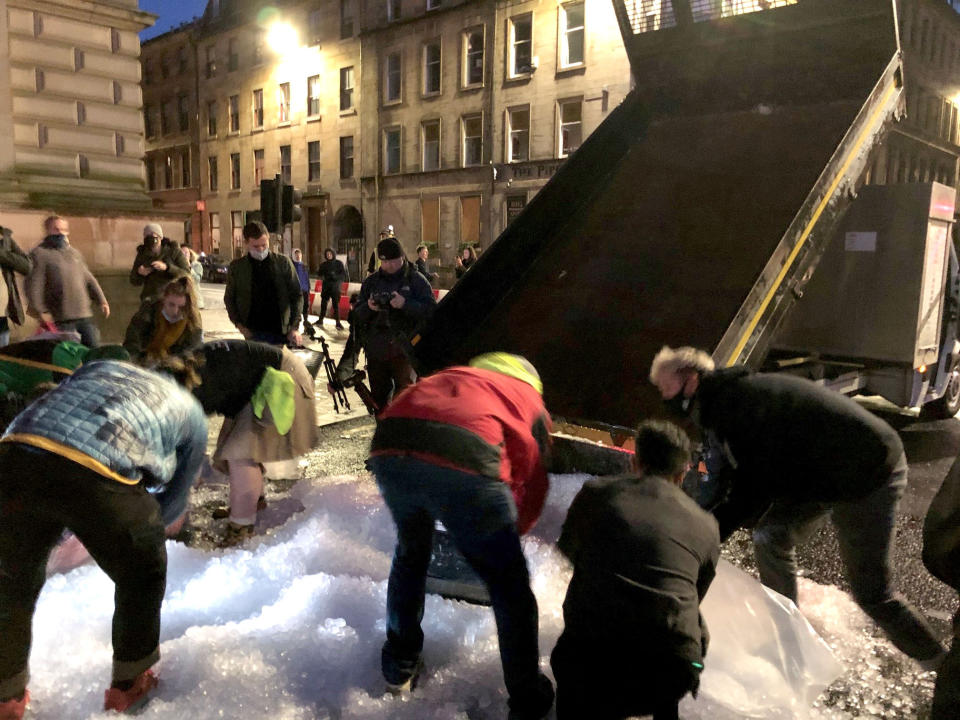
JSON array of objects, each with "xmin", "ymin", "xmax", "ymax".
[
  {"xmin": 317, "ymin": 248, "xmax": 347, "ymax": 331},
  {"xmin": 181, "ymin": 245, "xmax": 204, "ymax": 309},
  {"xmin": 551, "ymin": 420, "xmax": 719, "ymax": 720},
  {"xmin": 224, "ymin": 221, "xmax": 302, "ymax": 347},
  {"xmin": 129, "ymin": 224, "xmax": 189, "ymax": 304},
  {"xmin": 649, "ymin": 345, "xmax": 946, "ymax": 669},
  {"xmin": 454, "ymin": 245, "xmax": 476, "ymax": 279},
  {"xmin": 415, "ymin": 245, "xmax": 439, "ymax": 286},
  {"xmin": 25, "ymin": 216, "xmax": 110, "ymax": 347},
  {"xmin": 0, "ymin": 226, "xmax": 31, "ymax": 347},
  {"xmin": 366, "ymin": 353, "xmax": 555, "ymax": 720},
  {"xmin": 0, "ymin": 361, "xmax": 207, "ymax": 719},
  {"xmin": 291, "ymin": 249, "xmax": 315, "ymax": 338}
]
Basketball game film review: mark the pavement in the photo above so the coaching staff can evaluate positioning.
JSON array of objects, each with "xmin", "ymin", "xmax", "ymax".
[{"xmin": 198, "ymin": 281, "xmax": 370, "ymax": 427}]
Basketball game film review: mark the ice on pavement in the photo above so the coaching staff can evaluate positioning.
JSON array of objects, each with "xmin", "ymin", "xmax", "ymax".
[{"xmin": 26, "ymin": 473, "xmax": 929, "ymax": 719}]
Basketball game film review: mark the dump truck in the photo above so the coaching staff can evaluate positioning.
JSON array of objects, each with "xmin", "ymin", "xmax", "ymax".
[{"xmin": 412, "ymin": 0, "xmax": 960, "ymax": 432}]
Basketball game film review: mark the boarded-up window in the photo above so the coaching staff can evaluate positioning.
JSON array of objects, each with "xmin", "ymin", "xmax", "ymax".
[
  {"xmin": 460, "ymin": 195, "xmax": 480, "ymax": 247},
  {"xmin": 421, "ymin": 197, "xmax": 439, "ymax": 245}
]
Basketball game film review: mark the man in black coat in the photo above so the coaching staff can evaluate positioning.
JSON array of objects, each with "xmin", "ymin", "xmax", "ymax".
[
  {"xmin": 335, "ymin": 236, "xmax": 435, "ymax": 411},
  {"xmin": 129, "ymin": 224, "xmax": 190, "ymax": 303},
  {"xmin": 552, "ymin": 420, "xmax": 719, "ymax": 720},
  {"xmin": 649, "ymin": 346, "xmax": 946, "ymax": 669},
  {"xmin": 0, "ymin": 227, "xmax": 31, "ymax": 347},
  {"xmin": 317, "ymin": 248, "xmax": 347, "ymax": 330},
  {"xmin": 923, "ymin": 455, "xmax": 960, "ymax": 718}
]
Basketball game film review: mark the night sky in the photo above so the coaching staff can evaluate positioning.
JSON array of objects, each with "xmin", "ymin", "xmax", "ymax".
[{"xmin": 139, "ymin": 0, "xmax": 209, "ymax": 41}]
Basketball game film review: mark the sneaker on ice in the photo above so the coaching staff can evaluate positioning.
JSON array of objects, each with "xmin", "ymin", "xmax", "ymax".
[
  {"xmin": 0, "ymin": 690, "xmax": 29, "ymax": 720},
  {"xmin": 103, "ymin": 670, "xmax": 158, "ymax": 713}
]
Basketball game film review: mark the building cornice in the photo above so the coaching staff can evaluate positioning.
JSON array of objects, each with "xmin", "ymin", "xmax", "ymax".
[{"xmin": 8, "ymin": 0, "xmax": 156, "ymax": 33}]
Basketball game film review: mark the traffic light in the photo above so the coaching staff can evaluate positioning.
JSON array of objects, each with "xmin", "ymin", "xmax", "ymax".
[
  {"xmin": 281, "ymin": 184, "xmax": 302, "ymax": 226},
  {"xmin": 259, "ymin": 178, "xmax": 280, "ymax": 233}
]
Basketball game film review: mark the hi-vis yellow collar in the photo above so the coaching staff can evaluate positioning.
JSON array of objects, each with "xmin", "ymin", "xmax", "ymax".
[{"xmin": 468, "ymin": 352, "xmax": 542, "ymax": 394}]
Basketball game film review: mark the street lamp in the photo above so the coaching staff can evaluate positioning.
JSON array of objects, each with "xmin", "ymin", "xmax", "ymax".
[{"xmin": 267, "ymin": 22, "xmax": 298, "ymax": 55}]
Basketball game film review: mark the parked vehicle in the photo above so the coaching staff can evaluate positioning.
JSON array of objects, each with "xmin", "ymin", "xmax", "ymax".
[{"xmin": 200, "ymin": 255, "xmax": 229, "ymax": 283}]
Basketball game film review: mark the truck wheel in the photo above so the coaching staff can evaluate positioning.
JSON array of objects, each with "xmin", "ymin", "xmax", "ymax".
[{"xmin": 921, "ymin": 359, "xmax": 960, "ymax": 419}]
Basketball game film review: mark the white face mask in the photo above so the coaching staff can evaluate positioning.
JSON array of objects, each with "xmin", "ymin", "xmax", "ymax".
[
  {"xmin": 248, "ymin": 247, "xmax": 269, "ymax": 261},
  {"xmin": 161, "ymin": 308, "xmax": 182, "ymax": 323}
]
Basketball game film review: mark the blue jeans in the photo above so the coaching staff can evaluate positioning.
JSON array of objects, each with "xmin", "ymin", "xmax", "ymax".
[
  {"xmin": 57, "ymin": 317, "xmax": 100, "ymax": 348},
  {"xmin": 753, "ymin": 452, "xmax": 944, "ymax": 661},
  {"xmin": 368, "ymin": 455, "xmax": 552, "ymax": 714}
]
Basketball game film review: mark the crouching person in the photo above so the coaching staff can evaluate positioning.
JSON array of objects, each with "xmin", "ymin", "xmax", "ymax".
[
  {"xmin": 0, "ymin": 360, "xmax": 207, "ymax": 718},
  {"xmin": 552, "ymin": 420, "xmax": 720, "ymax": 720},
  {"xmin": 367, "ymin": 352, "xmax": 555, "ymax": 720}
]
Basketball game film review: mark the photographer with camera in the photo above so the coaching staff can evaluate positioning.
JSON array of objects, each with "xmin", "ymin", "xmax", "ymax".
[{"xmin": 334, "ymin": 236, "xmax": 435, "ymax": 412}]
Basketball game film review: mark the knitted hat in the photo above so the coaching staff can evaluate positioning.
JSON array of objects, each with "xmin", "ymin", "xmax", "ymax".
[
  {"xmin": 377, "ymin": 237, "xmax": 403, "ymax": 260},
  {"xmin": 143, "ymin": 223, "xmax": 163, "ymax": 238},
  {"xmin": 469, "ymin": 352, "xmax": 543, "ymax": 394}
]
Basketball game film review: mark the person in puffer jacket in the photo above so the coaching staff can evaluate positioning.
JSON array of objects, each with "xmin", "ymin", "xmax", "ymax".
[
  {"xmin": 0, "ymin": 360, "xmax": 207, "ymax": 718},
  {"xmin": 366, "ymin": 352, "xmax": 555, "ymax": 720}
]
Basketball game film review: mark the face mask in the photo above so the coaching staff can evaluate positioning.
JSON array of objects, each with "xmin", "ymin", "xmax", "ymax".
[
  {"xmin": 249, "ymin": 248, "xmax": 269, "ymax": 261},
  {"xmin": 161, "ymin": 308, "xmax": 183, "ymax": 323},
  {"xmin": 663, "ymin": 392, "xmax": 694, "ymax": 418},
  {"xmin": 46, "ymin": 234, "xmax": 67, "ymax": 248}
]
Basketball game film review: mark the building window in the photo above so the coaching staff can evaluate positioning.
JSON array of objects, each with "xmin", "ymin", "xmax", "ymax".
[
  {"xmin": 144, "ymin": 105, "xmax": 155, "ymax": 137},
  {"xmin": 111, "ymin": 28, "xmax": 121, "ymax": 54},
  {"xmin": 507, "ymin": 106, "xmax": 529, "ymax": 162},
  {"xmin": 384, "ymin": 127, "xmax": 402, "ymax": 174},
  {"xmin": 229, "ymin": 95, "xmax": 239, "ymax": 132},
  {"xmin": 205, "ymin": 45, "xmax": 217, "ymax": 78},
  {"xmin": 462, "ymin": 114, "xmax": 482, "ymax": 166},
  {"xmin": 559, "ymin": 2, "xmax": 585, "ymax": 68},
  {"xmin": 307, "ymin": 75, "xmax": 321, "ymax": 117},
  {"xmin": 207, "ymin": 101, "xmax": 217, "ymax": 136},
  {"xmin": 210, "ymin": 212, "xmax": 221, "ymax": 251},
  {"xmin": 558, "ymin": 98, "xmax": 582, "ymax": 157},
  {"xmin": 387, "ymin": 0, "xmax": 401, "ymax": 22},
  {"xmin": 280, "ymin": 145, "xmax": 292, "ymax": 183},
  {"xmin": 164, "ymin": 155, "xmax": 173, "ymax": 188},
  {"xmin": 232, "ymin": 211, "xmax": 243, "ymax": 251},
  {"xmin": 423, "ymin": 41, "xmax": 441, "ymax": 95},
  {"xmin": 160, "ymin": 98, "xmax": 171, "ymax": 134},
  {"xmin": 253, "ymin": 30, "xmax": 264, "ymax": 65},
  {"xmin": 178, "ymin": 46, "xmax": 188, "ymax": 75},
  {"xmin": 228, "ymin": 38, "xmax": 239, "ymax": 71},
  {"xmin": 509, "ymin": 14, "xmax": 533, "ymax": 76},
  {"xmin": 309, "ymin": 9, "xmax": 322, "ymax": 44},
  {"xmin": 208, "ymin": 156, "xmax": 218, "ymax": 191},
  {"xmin": 230, "ymin": 152, "xmax": 240, "ymax": 189},
  {"xmin": 143, "ymin": 59, "xmax": 153, "ymax": 84},
  {"xmin": 384, "ymin": 52, "xmax": 402, "ymax": 104},
  {"xmin": 341, "ymin": 0, "xmax": 355, "ymax": 39},
  {"xmin": 422, "ymin": 120, "xmax": 440, "ymax": 171},
  {"xmin": 252, "ymin": 88, "xmax": 264, "ymax": 129},
  {"xmin": 160, "ymin": 52, "xmax": 170, "ymax": 79},
  {"xmin": 181, "ymin": 150, "xmax": 190, "ymax": 186},
  {"xmin": 178, "ymin": 94, "xmax": 189, "ymax": 132},
  {"xmin": 506, "ymin": 193, "xmax": 527, "ymax": 224},
  {"xmin": 460, "ymin": 195, "xmax": 480, "ymax": 247},
  {"xmin": 74, "ymin": 48, "xmax": 85, "ymax": 71},
  {"xmin": 340, "ymin": 136, "xmax": 354, "ymax": 179},
  {"xmin": 427, "ymin": 0, "xmax": 441, "ymax": 9},
  {"xmin": 146, "ymin": 158, "xmax": 155, "ymax": 190},
  {"xmin": 421, "ymin": 197, "xmax": 439, "ymax": 245},
  {"xmin": 278, "ymin": 82, "xmax": 291, "ymax": 123},
  {"xmin": 308, "ymin": 140, "xmax": 321, "ymax": 181},
  {"xmin": 340, "ymin": 67, "xmax": 355, "ymax": 111},
  {"xmin": 254, "ymin": 148, "xmax": 265, "ymax": 185},
  {"xmin": 113, "ymin": 81, "xmax": 122, "ymax": 104},
  {"xmin": 462, "ymin": 28, "xmax": 484, "ymax": 87}
]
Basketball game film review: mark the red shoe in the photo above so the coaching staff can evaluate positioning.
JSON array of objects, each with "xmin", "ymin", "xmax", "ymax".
[
  {"xmin": 103, "ymin": 670, "xmax": 158, "ymax": 713},
  {"xmin": 0, "ymin": 690, "xmax": 29, "ymax": 720}
]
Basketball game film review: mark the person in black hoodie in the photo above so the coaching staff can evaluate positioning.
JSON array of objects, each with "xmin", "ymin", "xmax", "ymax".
[
  {"xmin": 317, "ymin": 248, "xmax": 347, "ymax": 331},
  {"xmin": 648, "ymin": 345, "xmax": 946, "ymax": 670},
  {"xmin": 552, "ymin": 420, "xmax": 719, "ymax": 720}
]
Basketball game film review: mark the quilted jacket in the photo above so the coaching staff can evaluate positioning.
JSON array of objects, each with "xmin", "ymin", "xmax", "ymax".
[{"xmin": 2, "ymin": 361, "xmax": 207, "ymax": 522}]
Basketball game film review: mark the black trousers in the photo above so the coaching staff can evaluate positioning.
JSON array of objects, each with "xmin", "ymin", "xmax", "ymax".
[
  {"xmin": 301, "ymin": 291, "xmax": 314, "ymax": 328},
  {"xmin": 367, "ymin": 351, "xmax": 416, "ymax": 411},
  {"xmin": 550, "ymin": 633, "xmax": 699, "ymax": 720},
  {"xmin": 0, "ymin": 444, "xmax": 166, "ymax": 699},
  {"xmin": 932, "ymin": 609, "xmax": 960, "ymax": 720},
  {"xmin": 319, "ymin": 289, "xmax": 341, "ymax": 324}
]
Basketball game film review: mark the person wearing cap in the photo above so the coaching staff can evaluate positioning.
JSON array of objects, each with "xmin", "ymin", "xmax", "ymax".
[
  {"xmin": 335, "ymin": 235, "xmax": 435, "ymax": 411},
  {"xmin": 551, "ymin": 420, "xmax": 719, "ymax": 720},
  {"xmin": 366, "ymin": 353, "xmax": 555, "ymax": 720},
  {"xmin": 129, "ymin": 223, "xmax": 190, "ymax": 304},
  {"xmin": 25, "ymin": 216, "xmax": 110, "ymax": 348},
  {"xmin": 648, "ymin": 345, "xmax": 947, "ymax": 671}
]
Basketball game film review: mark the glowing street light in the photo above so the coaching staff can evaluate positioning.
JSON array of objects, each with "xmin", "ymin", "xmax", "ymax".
[{"xmin": 267, "ymin": 22, "xmax": 298, "ymax": 55}]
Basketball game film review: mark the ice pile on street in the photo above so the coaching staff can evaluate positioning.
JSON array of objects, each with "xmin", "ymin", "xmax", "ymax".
[{"xmin": 26, "ymin": 474, "xmax": 928, "ymax": 719}]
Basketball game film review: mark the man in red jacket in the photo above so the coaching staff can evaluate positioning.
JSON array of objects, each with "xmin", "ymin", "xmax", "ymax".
[{"xmin": 366, "ymin": 352, "xmax": 554, "ymax": 720}]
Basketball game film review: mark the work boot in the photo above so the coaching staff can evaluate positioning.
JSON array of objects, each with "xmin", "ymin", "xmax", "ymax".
[
  {"xmin": 506, "ymin": 673, "xmax": 555, "ymax": 720},
  {"xmin": 0, "ymin": 690, "xmax": 29, "ymax": 720},
  {"xmin": 211, "ymin": 495, "xmax": 267, "ymax": 520},
  {"xmin": 335, "ymin": 323, "xmax": 345, "ymax": 331},
  {"xmin": 219, "ymin": 521, "xmax": 255, "ymax": 548},
  {"xmin": 103, "ymin": 670, "xmax": 158, "ymax": 713},
  {"xmin": 385, "ymin": 658, "xmax": 424, "ymax": 695}
]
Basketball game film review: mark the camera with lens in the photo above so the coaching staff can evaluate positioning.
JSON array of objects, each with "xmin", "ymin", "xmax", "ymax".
[{"xmin": 372, "ymin": 291, "xmax": 394, "ymax": 309}]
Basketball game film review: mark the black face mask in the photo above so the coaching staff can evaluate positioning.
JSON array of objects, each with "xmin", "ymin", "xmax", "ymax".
[
  {"xmin": 663, "ymin": 392, "xmax": 694, "ymax": 418},
  {"xmin": 45, "ymin": 234, "xmax": 67, "ymax": 248}
]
